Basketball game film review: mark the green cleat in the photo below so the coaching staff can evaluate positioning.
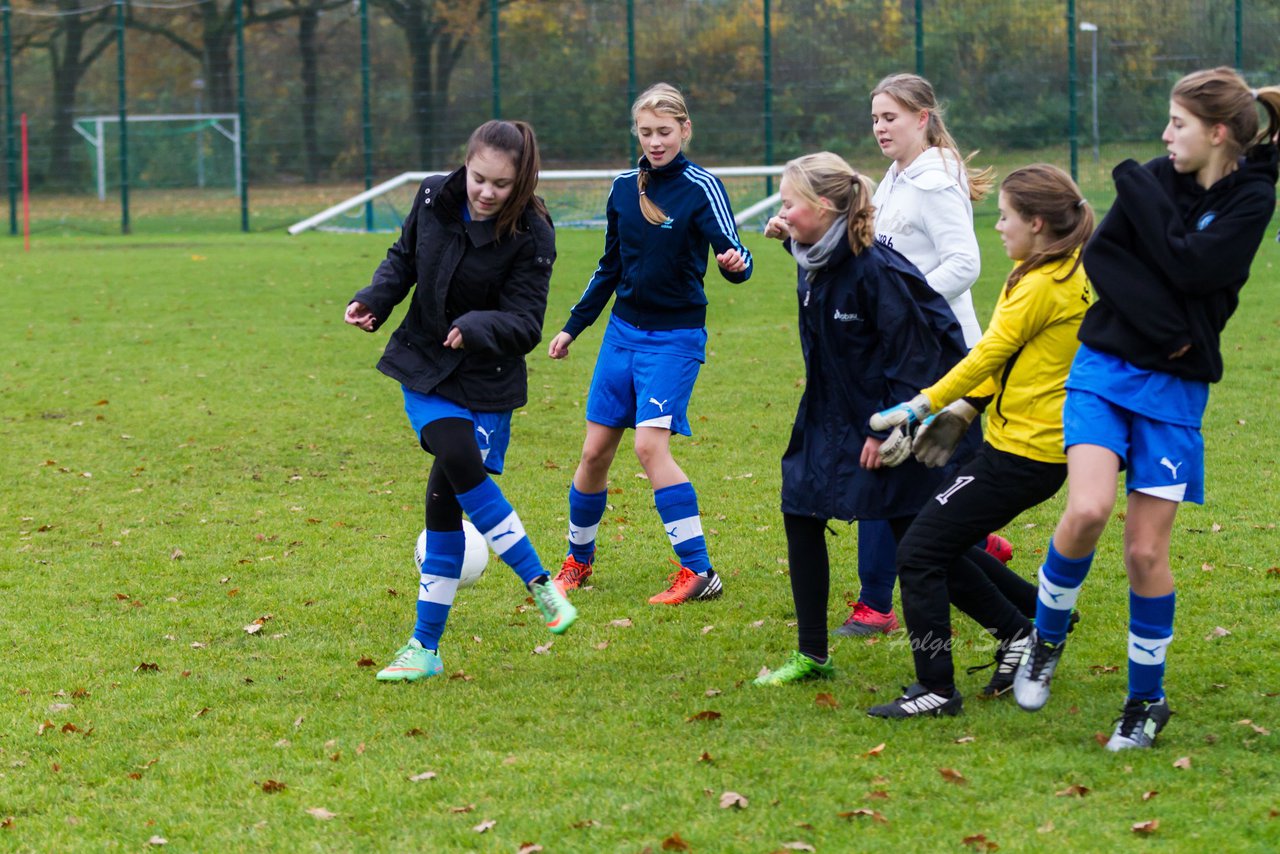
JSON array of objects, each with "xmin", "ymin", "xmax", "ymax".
[
  {"xmin": 753, "ymin": 650, "xmax": 835, "ymax": 686},
  {"xmin": 530, "ymin": 577, "xmax": 577, "ymax": 635},
  {"xmin": 376, "ymin": 639, "xmax": 443, "ymax": 682}
]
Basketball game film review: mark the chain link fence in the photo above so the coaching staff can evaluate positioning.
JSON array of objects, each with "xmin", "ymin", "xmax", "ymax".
[{"xmin": 3, "ymin": 0, "xmax": 1277, "ymax": 234}]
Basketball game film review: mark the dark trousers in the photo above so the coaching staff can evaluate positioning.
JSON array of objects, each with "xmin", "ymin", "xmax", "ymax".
[
  {"xmin": 897, "ymin": 444, "xmax": 1067, "ymax": 693},
  {"xmin": 421, "ymin": 418, "xmax": 489, "ymax": 531},
  {"xmin": 785, "ymin": 514, "xmax": 912, "ymax": 662}
]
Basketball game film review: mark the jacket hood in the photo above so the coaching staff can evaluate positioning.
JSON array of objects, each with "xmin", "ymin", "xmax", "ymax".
[{"xmin": 895, "ymin": 146, "xmax": 969, "ymax": 192}]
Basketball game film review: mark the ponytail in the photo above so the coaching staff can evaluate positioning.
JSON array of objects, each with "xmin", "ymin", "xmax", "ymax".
[
  {"xmin": 632, "ymin": 82, "xmax": 692, "ymax": 226},
  {"xmin": 465, "ymin": 119, "xmax": 549, "ymax": 238},
  {"xmin": 871, "ymin": 73, "xmax": 994, "ymax": 201},
  {"xmin": 999, "ymin": 164, "xmax": 1094, "ymax": 294},
  {"xmin": 782, "ymin": 152, "xmax": 877, "ymax": 254}
]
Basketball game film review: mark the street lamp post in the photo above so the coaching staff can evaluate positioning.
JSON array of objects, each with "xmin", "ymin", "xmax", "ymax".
[{"xmin": 1080, "ymin": 22, "xmax": 1099, "ymax": 163}]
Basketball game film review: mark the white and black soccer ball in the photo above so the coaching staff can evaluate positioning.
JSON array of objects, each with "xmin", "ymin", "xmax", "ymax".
[{"xmin": 414, "ymin": 520, "xmax": 489, "ymax": 588}]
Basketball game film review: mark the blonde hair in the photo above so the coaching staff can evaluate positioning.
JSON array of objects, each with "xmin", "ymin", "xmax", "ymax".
[
  {"xmin": 1172, "ymin": 67, "xmax": 1280, "ymax": 161},
  {"xmin": 999, "ymin": 164, "xmax": 1094, "ymax": 294},
  {"xmin": 632, "ymin": 82, "xmax": 691, "ymax": 226},
  {"xmin": 782, "ymin": 152, "xmax": 877, "ymax": 254},
  {"xmin": 871, "ymin": 73, "xmax": 995, "ymax": 201}
]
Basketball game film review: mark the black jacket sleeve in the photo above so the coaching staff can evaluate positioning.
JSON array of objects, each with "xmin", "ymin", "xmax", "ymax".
[
  {"xmin": 1112, "ymin": 159, "xmax": 1275, "ymax": 296},
  {"xmin": 351, "ymin": 183, "xmax": 424, "ymax": 331}
]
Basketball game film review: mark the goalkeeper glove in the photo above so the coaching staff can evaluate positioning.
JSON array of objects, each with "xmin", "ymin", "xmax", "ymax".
[
  {"xmin": 869, "ymin": 393, "xmax": 932, "ymax": 432},
  {"xmin": 877, "ymin": 423, "xmax": 915, "ymax": 467},
  {"xmin": 913, "ymin": 399, "xmax": 979, "ymax": 468}
]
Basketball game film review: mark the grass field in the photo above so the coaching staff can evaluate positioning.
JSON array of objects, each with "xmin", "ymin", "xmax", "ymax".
[{"xmin": 2, "ymin": 199, "xmax": 1279, "ymax": 851}]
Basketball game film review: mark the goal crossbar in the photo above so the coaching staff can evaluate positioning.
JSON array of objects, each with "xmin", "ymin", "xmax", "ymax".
[{"xmin": 287, "ymin": 166, "xmax": 784, "ymax": 235}]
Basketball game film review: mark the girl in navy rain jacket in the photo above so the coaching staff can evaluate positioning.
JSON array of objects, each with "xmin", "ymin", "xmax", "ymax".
[{"xmin": 752, "ymin": 152, "xmax": 977, "ymax": 686}]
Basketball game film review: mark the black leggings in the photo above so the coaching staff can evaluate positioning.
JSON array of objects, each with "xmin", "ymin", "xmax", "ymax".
[
  {"xmin": 897, "ymin": 444, "xmax": 1067, "ymax": 693},
  {"xmin": 784, "ymin": 514, "xmax": 912, "ymax": 662},
  {"xmin": 420, "ymin": 418, "xmax": 489, "ymax": 532}
]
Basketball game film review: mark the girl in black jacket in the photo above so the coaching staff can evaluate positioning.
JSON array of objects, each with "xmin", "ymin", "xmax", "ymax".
[
  {"xmin": 752, "ymin": 152, "xmax": 976, "ymax": 688},
  {"xmin": 1012, "ymin": 69, "xmax": 1280, "ymax": 750},
  {"xmin": 346, "ymin": 120, "xmax": 576, "ymax": 683}
]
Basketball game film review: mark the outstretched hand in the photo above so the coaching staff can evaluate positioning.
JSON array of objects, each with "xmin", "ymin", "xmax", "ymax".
[{"xmin": 344, "ymin": 300, "xmax": 377, "ymax": 332}]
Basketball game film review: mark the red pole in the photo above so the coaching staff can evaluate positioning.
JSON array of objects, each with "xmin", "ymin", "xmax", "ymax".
[{"xmin": 20, "ymin": 112, "xmax": 29, "ymax": 252}]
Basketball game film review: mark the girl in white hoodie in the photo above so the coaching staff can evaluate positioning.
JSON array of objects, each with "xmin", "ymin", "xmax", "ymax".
[{"xmin": 835, "ymin": 73, "xmax": 1008, "ymax": 638}]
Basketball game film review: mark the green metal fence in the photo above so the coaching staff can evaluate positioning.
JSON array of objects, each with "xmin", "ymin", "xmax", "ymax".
[{"xmin": 2, "ymin": 0, "xmax": 1275, "ymax": 234}]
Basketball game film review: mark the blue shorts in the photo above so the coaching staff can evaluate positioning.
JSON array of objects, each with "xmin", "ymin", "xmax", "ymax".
[
  {"xmin": 584, "ymin": 340, "xmax": 701, "ymax": 436},
  {"xmin": 402, "ymin": 387, "xmax": 511, "ymax": 475},
  {"xmin": 1062, "ymin": 388, "xmax": 1204, "ymax": 504}
]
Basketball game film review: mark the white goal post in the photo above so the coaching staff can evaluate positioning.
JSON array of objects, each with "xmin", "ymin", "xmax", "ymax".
[
  {"xmin": 287, "ymin": 166, "xmax": 783, "ymax": 236},
  {"xmin": 74, "ymin": 113, "xmax": 243, "ymax": 201}
]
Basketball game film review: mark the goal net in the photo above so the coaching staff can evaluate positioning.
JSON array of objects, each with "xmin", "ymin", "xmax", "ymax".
[
  {"xmin": 288, "ymin": 167, "xmax": 782, "ymax": 235},
  {"xmin": 75, "ymin": 114, "xmax": 242, "ymax": 200}
]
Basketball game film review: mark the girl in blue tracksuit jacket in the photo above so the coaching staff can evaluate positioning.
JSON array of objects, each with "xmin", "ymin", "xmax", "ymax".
[
  {"xmin": 1012, "ymin": 68, "xmax": 1280, "ymax": 751},
  {"xmin": 751, "ymin": 151, "xmax": 977, "ymax": 687},
  {"xmin": 546, "ymin": 83, "xmax": 752, "ymax": 606}
]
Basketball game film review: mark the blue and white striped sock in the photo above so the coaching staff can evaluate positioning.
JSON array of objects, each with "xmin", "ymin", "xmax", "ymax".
[
  {"xmin": 1035, "ymin": 539, "xmax": 1093, "ymax": 643},
  {"xmin": 412, "ymin": 529, "xmax": 465, "ymax": 651},
  {"xmin": 567, "ymin": 484, "xmax": 607, "ymax": 564},
  {"xmin": 457, "ymin": 477, "xmax": 545, "ymax": 586},
  {"xmin": 655, "ymin": 481, "xmax": 711, "ymax": 575},
  {"xmin": 1128, "ymin": 590, "xmax": 1175, "ymax": 701}
]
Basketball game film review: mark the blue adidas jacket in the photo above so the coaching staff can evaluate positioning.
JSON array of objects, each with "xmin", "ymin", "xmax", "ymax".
[{"xmin": 562, "ymin": 153, "xmax": 752, "ymax": 338}]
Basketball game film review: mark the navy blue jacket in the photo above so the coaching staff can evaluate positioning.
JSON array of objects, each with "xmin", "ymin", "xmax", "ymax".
[
  {"xmin": 1080, "ymin": 145, "xmax": 1278, "ymax": 382},
  {"xmin": 351, "ymin": 168, "xmax": 555, "ymax": 411},
  {"xmin": 780, "ymin": 236, "xmax": 976, "ymax": 522},
  {"xmin": 562, "ymin": 153, "xmax": 752, "ymax": 337}
]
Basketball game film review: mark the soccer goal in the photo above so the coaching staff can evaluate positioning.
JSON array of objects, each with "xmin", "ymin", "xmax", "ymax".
[
  {"xmin": 287, "ymin": 166, "xmax": 783, "ymax": 235},
  {"xmin": 74, "ymin": 113, "xmax": 243, "ymax": 200}
]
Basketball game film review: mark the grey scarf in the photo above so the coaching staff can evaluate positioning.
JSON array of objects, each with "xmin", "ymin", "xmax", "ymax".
[{"xmin": 789, "ymin": 215, "xmax": 848, "ymax": 282}]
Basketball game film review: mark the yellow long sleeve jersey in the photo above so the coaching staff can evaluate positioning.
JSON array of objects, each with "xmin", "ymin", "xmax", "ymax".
[{"xmin": 923, "ymin": 254, "xmax": 1091, "ymax": 464}]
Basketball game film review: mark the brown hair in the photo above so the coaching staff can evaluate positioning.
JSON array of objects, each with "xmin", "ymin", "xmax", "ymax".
[
  {"xmin": 632, "ymin": 83, "xmax": 691, "ymax": 225},
  {"xmin": 871, "ymin": 73, "xmax": 995, "ymax": 201},
  {"xmin": 1171, "ymin": 66, "xmax": 1280, "ymax": 161},
  {"xmin": 999, "ymin": 164, "xmax": 1094, "ymax": 294},
  {"xmin": 465, "ymin": 119, "xmax": 549, "ymax": 239},
  {"xmin": 782, "ymin": 152, "xmax": 877, "ymax": 254}
]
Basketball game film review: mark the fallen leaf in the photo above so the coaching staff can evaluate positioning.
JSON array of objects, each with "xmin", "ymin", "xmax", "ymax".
[
  {"xmin": 865, "ymin": 743, "xmax": 886, "ymax": 757},
  {"xmin": 782, "ymin": 843, "xmax": 815, "ymax": 852},
  {"xmin": 866, "ymin": 790, "xmax": 890, "ymax": 800},
  {"xmin": 148, "ymin": 836, "xmax": 167, "ymax": 846},
  {"xmin": 939, "ymin": 768, "xmax": 968, "ymax": 785},
  {"xmin": 750, "ymin": 620, "xmax": 765, "ymax": 628},
  {"xmin": 48, "ymin": 703, "xmax": 72, "ymax": 713},
  {"xmin": 1142, "ymin": 791, "xmax": 1159, "ymax": 801},
  {"xmin": 244, "ymin": 624, "xmax": 263, "ymax": 635},
  {"xmin": 134, "ymin": 662, "xmax": 159, "ymax": 672},
  {"xmin": 307, "ymin": 807, "xmax": 336, "ymax": 820},
  {"xmin": 517, "ymin": 845, "xmax": 543, "ymax": 854},
  {"xmin": 954, "ymin": 736, "xmax": 976, "ymax": 744},
  {"xmin": 1131, "ymin": 819, "xmax": 1159, "ymax": 834},
  {"xmin": 687, "ymin": 710, "xmax": 722, "ymax": 722},
  {"xmin": 1093, "ymin": 733, "xmax": 1109, "ymax": 747},
  {"xmin": 450, "ymin": 804, "xmax": 476, "ymax": 814},
  {"xmin": 408, "ymin": 771, "xmax": 437, "ymax": 782},
  {"xmin": 532, "ymin": 641, "xmax": 554, "ymax": 655},
  {"xmin": 719, "ymin": 791, "xmax": 748, "ymax": 809},
  {"xmin": 1173, "ymin": 756, "xmax": 1192, "ymax": 769},
  {"xmin": 661, "ymin": 833, "xmax": 690, "ymax": 851},
  {"xmin": 170, "ymin": 549, "xmax": 185, "ymax": 560},
  {"xmin": 705, "ymin": 688, "xmax": 722, "ymax": 697},
  {"xmin": 1089, "ymin": 664, "xmax": 1120, "ymax": 673},
  {"xmin": 449, "ymin": 670, "xmax": 473, "ymax": 682},
  {"xmin": 570, "ymin": 818, "xmax": 600, "ymax": 828},
  {"xmin": 1, "ymin": 817, "xmax": 13, "ymax": 829},
  {"xmin": 356, "ymin": 658, "xmax": 376, "ymax": 668},
  {"xmin": 609, "ymin": 618, "xmax": 633, "ymax": 628},
  {"xmin": 473, "ymin": 819, "xmax": 496, "ymax": 833},
  {"xmin": 1055, "ymin": 784, "xmax": 1089, "ymax": 797},
  {"xmin": 699, "ymin": 751, "xmax": 714, "ymax": 763},
  {"xmin": 838, "ymin": 809, "xmax": 887, "ymax": 823},
  {"xmin": 962, "ymin": 833, "xmax": 999, "ymax": 851},
  {"xmin": 815, "ymin": 692, "xmax": 839, "ymax": 709},
  {"xmin": 61, "ymin": 723, "xmax": 81, "ymax": 734},
  {"xmin": 261, "ymin": 780, "xmax": 286, "ymax": 793},
  {"xmin": 1037, "ymin": 820, "xmax": 1055, "ymax": 834},
  {"xmin": 1204, "ymin": 626, "xmax": 1231, "ymax": 640},
  {"xmin": 595, "ymin": 641, "xmax": 609, "ymax": 650}
]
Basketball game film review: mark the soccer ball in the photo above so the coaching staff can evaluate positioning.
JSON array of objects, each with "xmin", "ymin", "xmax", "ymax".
[{"xmin": 414, "ymin": 520, "xmax": 489, "ymax": 588}]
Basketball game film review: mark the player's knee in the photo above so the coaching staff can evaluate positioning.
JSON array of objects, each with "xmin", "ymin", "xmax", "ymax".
[
  {"xmin": 1123, "ymin": 539, "xmax": 1165, "ymax": 577},
  {"xmin": 1063, "ymin": 498, "xmax": 1110, "ymax": 538}
]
